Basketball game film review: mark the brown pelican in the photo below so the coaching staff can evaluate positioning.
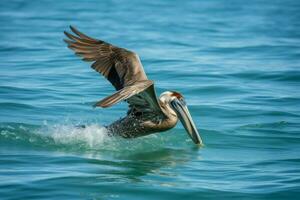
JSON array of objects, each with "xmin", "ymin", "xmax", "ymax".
[{"xmin": 64, "ymin": 26, "xmax": 203, "ymax": 145}]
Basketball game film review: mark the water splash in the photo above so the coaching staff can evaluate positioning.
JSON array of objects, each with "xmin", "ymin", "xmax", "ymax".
[
  {"xmin": 46, "ymin": 124, "xmax": 110, "ymax": 149},
  {"xmin": 0, "ymin": 122, "xmax": 112, "ymax": 151}
]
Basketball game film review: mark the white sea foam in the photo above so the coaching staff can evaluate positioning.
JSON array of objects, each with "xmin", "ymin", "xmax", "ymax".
[{"xmin": 46, "ymin": 124, "xmax": 111, "ymax": 149}]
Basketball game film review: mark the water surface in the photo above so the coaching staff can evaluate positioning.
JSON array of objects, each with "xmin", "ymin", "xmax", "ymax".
[{"xmin": 0, "ymin": 0, "xmax": 300, "ymax": 199}]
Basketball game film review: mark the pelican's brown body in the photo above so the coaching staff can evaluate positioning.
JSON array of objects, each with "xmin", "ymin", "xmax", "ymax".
[
  {"xmin": 64, "ymin": 26, "xmax": 203, "ymax": 144},
  {"xmin": 107, "ymin": 106, "xmax": 178, "ymax": 138}
]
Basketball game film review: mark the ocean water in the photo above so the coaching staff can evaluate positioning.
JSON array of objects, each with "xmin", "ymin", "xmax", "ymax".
[{"xmin": 0, "ymin": 0, "xmax": 300, "ymax": 199}]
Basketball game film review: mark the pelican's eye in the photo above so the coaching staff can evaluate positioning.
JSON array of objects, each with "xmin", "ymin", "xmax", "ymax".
[{"xmin": 171, "ymin": 91, "xmax": 183, "ymax": 99}]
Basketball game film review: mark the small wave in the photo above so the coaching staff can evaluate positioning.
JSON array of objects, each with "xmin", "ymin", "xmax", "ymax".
[
  {"xmin": 0, "ymin": 102, "xmax": 36, "ymax": 110},
  {"xmin": 226, "ymin": 70, "xmax": 300, "ymax": 83}
]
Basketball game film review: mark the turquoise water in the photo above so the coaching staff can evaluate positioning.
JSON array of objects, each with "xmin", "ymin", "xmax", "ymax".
[{"xmin": 1, "ymin": 0, "xmax": 300, "ymax": 199}]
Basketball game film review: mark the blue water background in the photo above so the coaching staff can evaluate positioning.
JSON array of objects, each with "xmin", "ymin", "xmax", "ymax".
[{"xmin": 0, "ymin": 0, "xmax": 300, "ymax": 199}]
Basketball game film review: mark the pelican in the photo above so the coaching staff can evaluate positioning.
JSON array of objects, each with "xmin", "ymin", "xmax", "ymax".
[{"xmin": 64, "ymin": 26, "xmax": 203, "ymax": 145}]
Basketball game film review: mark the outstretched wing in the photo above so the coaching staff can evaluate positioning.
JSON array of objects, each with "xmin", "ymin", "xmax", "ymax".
[
  {"xmin": 64, "ymin": 26, "xmax": 163, "ymax": 114},
  {"xmin": 64, "ymin": 26, "xmax": 147, "ymax": 90}
]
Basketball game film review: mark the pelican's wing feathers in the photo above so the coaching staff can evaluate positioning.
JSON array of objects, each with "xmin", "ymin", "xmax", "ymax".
[
  {"xmin": 64, "ymin": 26, "xmax": 162, "ymax": 114},
  {"xmin": 64, "ymin": 26, "xmax": 147, "ymax": 90}
]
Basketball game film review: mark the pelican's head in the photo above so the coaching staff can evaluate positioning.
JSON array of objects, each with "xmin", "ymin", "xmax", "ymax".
[{"xmin": 160, "ymin": 91, "xmax": 203, "ymax": 145}]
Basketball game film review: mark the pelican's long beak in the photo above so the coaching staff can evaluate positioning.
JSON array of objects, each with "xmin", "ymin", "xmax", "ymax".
[{"xmin": 171, "ymin": 99, "xmax": 203, "ymax": 145}]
